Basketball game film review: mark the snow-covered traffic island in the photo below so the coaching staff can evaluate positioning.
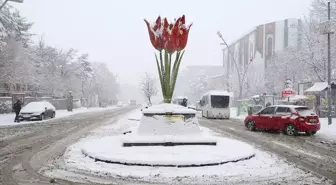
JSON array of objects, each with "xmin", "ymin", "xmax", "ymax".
[
  {"xmin": 40, "ymin": 105, "xmax": 327, "ymax": 184},
  {"xmin": 81, "ymin": 104, "xmax": 255, "ymax": 167}
]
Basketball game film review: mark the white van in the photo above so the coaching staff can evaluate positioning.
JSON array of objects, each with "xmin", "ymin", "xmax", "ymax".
[{"xmin": 200, "ymin": 91, "xmax": 233, "ymax": 119}]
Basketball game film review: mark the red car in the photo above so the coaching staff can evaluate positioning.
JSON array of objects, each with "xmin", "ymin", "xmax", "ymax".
[{"xmin": 244, "ymin": 105, "xmax": 320, "ymax": 136}]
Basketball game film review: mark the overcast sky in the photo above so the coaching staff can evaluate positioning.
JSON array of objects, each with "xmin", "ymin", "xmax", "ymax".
[{"xmin": 13, "ymin": 0, "xmax": 312, "ymax": 85}]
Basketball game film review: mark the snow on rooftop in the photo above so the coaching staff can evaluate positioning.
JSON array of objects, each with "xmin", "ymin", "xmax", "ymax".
[
  {"xmin": 305, "ymin": 82, "xmax": 328, "ymax": 93},
  {"xmin": 270, "ymin": 105, "xmax": 308, "ymax": 108},
  {"xmin": 287, "ymin": 95, "xmax": 309, "ymax": 102},
  {"xmin": 252, "ymin": 95, "xmax": 260, "ymax": 98},
  {"xmin": 204, "ymin": 90, "xmax": 233, "ymax": 97},
  {"xmin": 175, "ymin": 96, "xmax": 188, "ymax": 99},
  {"xmin": 142, "ymin": 103, "xmax": 196, "ymax": 114}
]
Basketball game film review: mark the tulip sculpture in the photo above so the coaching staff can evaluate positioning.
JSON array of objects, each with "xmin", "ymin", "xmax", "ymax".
[{"xmin": 144, "ymin": 15, "xmax": 192, "ymax": 103}]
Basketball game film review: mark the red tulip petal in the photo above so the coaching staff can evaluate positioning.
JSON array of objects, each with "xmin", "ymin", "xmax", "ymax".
[
  {"xmin": 155, "ymin": 16, "xmax": 161, "ymax": 26},
  {"xmin": 144, "ymin": 19, "xmax": 161, "ymax": 50},
  {"xmin": 180, "ymin": 15, "xmax": 185, "ymax": 25},
  {"xmin": 164, "ymin": 18, "xmax": 169, "ymax": 29},
  {"xmin": 176, "ymin": 23, "xmax": 192, "ymax": 51}
]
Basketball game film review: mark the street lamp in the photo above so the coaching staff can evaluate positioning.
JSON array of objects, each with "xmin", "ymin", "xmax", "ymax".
[
  {"xmin": 0, "ymin": 0, "xmax": 23, "ymax": 10},
  {"xmin": 319, "ymin": 1, "xmax": 334, "ymax": 125},
  {"xmin": 217, "ymin": 31, "xmax": 243, "ymax": 115}
]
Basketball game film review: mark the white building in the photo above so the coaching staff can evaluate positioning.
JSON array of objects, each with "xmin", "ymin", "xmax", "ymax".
[{"xmin": 222, "ymin": 18, "xmax": 303, "ymax": 97}]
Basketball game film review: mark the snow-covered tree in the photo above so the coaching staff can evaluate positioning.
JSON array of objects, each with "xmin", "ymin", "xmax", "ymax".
[
  {"xmin": 0, "ymin": 3, "xmax": 120, "ymax": 103},
  {"xmin": 0, "ymin": 39, "xmax": 37, "ymax": 91},
  {"xmin": 265, "ymin": 48, "xmax": 309, "ymax": 93},
  {"xmin": 188, "ymin": 70, "xmax": 209, "ymax": 102},
  {"xmin": 0, "ymin": 1, "xmax": 33, "ymax": 49},
  {"xmin": 140, "ymin": 73, "xmax": 158, "ymax": 105},
  {"xmin": 74, "ymin": 53, "xmax": 94, "ymax": 100},
  {"xmin": 90, "ymin": 62, "xmax": 119, "ymax": 102}
]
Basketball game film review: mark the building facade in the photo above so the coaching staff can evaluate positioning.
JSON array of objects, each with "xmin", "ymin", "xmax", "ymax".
[{"xmin": 222, "ymin": 18, "xmax": 302, "ymax": 97}]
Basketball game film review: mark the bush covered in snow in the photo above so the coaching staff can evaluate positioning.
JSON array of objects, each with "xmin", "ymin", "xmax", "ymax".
[{"xmin": 0, "ymin": 101, "xmax": 12, "ymax": 113}]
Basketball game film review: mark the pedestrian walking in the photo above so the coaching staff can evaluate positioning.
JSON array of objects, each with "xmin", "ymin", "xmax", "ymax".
[{"xmin": 13, "ymin": 100, "xmax": 22, "ymax": 122}]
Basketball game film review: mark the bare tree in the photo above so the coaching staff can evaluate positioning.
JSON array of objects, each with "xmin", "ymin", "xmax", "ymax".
[
  {"xmin": 140, "ymin": 73, "xmax": 158, "ymax": 105},
  {"xmin": 187, "ymin": 70, "xmax": 210, "ymax": 103}
]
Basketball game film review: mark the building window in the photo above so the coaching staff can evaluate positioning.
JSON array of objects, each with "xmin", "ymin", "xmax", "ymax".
[
  {"xmin": 250, "ymin": 42, "xmax": 253, "ymax": 61},
  {"xmin": 267, "ymin": 37, "xmax": 273, "ymax": 57}
]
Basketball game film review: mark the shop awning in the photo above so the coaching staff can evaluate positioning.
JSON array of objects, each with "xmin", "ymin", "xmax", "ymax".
[{"xmin": 304, "ymin": 82, "xmax": 328, "ymax": 93}]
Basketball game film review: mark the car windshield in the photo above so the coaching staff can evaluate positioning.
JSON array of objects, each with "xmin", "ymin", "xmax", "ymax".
[
  {"xmin": 294, "ymin": 107, "xmax": 316, "ymax": 116},
  {"xmin": 211, "ymin": 95, "xmax": 229, "ymax": 108}
]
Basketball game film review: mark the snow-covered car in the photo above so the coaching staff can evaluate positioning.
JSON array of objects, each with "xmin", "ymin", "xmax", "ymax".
[
  {"xmin": 19, "ymin": 101, "xmax": 56, "ymax": 121},
  {"xmin": 244, "ymin": 105, "xmax": 320, "ymax": 136}
]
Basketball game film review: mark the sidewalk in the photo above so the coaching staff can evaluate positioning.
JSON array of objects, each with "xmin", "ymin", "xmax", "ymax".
[{"xmin": 0, "ymin": 106, "xmax": 117, "ymax": 127}]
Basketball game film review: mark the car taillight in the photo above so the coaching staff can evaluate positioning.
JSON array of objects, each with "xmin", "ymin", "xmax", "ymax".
[
  {"xmin": 297, "ymin": 117, "xmax": 305, "ymax": 122},
  {"xmin": 307, "ymin": 117, "xmax": 319, "ymax": 123}
]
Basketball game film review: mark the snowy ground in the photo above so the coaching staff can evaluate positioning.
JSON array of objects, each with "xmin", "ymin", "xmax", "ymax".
[
  {"xmin": 0, "ymin": 106, "xmax": 118, "ymax": 126},
  {"xmin": 316, "ymin": 118, "xmax": 336, "ymax": 142},
  {"xmin": 230, "ymin": 107, "xmax": 247, "ymax": 120},
  {"xmin": 41, "ymin": 110, "xmax": 331, "ymax": 184}
]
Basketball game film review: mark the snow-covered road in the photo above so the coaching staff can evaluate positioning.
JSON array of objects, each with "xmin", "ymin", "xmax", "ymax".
[
  {"xmin": 1, "ymin": 107, "xmax": 335, "ymax": 185},
  {"xmin": 40, "ymin": 111, "xmax": 334, "ymax": 185},
  {"xmin": 0, "ymin": 105, "xmax": 137, "ymax": 185},
  {"xmin": 200, "ymin": 117, "xmax": 336, "ymax": 183}
]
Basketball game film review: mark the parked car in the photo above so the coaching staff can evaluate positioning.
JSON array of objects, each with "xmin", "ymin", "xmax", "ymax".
[
  {"xmin": 19, "ymin": 101, "xmax": 56, "ymax": 121},
  {"xmin": 244, "ymin": 105, "xmax": 320, "ymax": 136}
]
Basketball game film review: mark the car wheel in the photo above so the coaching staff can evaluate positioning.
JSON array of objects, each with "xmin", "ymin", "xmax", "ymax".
[
  {"xmin": 285, "ymin": 124, "xmax": 298, "ymax": 136},
  {"xmin": 246, "ymin": 120, "xmax": 256, "ymax": 131},
  {"xmin": 306, "ymin": 131, "xmax": 317, "ymax": 136},
  {"xmin": 40, "ymin": 114, "xmax": 45, "ymax": 121}
]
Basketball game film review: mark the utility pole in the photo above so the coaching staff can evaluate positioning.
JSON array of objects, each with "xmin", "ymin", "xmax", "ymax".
[
  {"xmin": 217, "ymin": 31, "xmax": 242, "ymax": 116},
  {"xmin": 327, "ymin": 2, "xmax": 332, "ymax": 125},
  {"xmin": 221, "ymin": 46, "xmax": 230, "ymax": 91},
  {"xmin": 319, "ymin": 2, "xmax": 333, "ymax": 125}
]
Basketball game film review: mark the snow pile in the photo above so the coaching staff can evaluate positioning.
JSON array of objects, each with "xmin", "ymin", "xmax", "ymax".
[
  {"xmin": 138, "ymin": 103, "xmax": 200, "ymax": 136},
  {"xmin": 77, "ymin": 109, "xmax": 255, "ymax": 167},
  {"xmin": 127, "ymin": 110, "xmax": 143, "ymax": 121},
  {"xmin": 138, "ymin": 115, "xmax": 200, "ymax": 136},
  {"xmin": 81, "ymin": 135, "xmax": 254, "ymax": 166},
  {"xmin": 230, "ymin": 107, "xmax": 247, "ymax": 120},
  {"xmin": 317, "ymin": 118, "xmax": 336, "ymax": 142},
  {"xmin": 142, "ymin": 103, "xmax": 196, "ymax": 114},
  {"xmin": 205, "ymin": 90, "xmax": 234, "ymax": 97},
  {"xmin": 121, "ymin": 135, "xmax": 217, "ymax": 144}
]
